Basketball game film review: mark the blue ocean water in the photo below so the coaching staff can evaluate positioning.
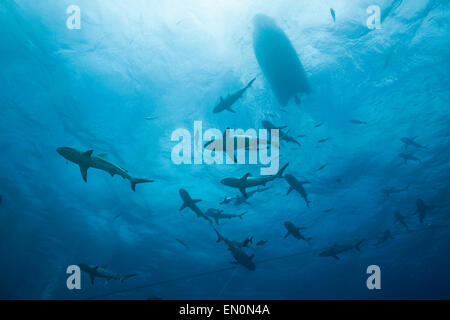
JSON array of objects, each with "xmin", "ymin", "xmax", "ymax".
[{"xmin": 0, "ymin": 0, "xmax": 449, "ymax": 300}]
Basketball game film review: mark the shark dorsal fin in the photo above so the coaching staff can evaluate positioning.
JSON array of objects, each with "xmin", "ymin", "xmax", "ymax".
[
  {"xmin": 83, "ymin": 150, "xmax": 94, "ymax": 157},
  {"xmin": 241, "ymin": 173, "xmax": 251, "ymax": 180}
]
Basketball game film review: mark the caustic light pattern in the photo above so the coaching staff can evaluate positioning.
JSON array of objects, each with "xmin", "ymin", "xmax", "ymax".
[{"xmin": 0, "ymin": 0, "xmax": 449, "ymax": 299}]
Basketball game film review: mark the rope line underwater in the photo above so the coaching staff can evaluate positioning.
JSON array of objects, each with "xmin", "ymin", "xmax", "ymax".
[{"xmin": 87, "ymin": 223, "xmax": 450, "ymax": 299}]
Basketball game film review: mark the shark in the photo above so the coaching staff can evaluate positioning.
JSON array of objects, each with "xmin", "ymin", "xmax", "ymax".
[
  {"xmin": 219, "ymin": 196, "xmax": 239, "ymax": 205},
  {"xmin": 204, "ymin": 128, "xmax": 269, "ymax": 163},
  {"xmin": 179, "ymin": 189, "xmax": 213, "ymax": 224},
  {"xmin": 261, "ymin": 121, "xmax": 301, "ymax": 146},
  {"xmin": 214, "ymin": 228, "xmax": 256, "ymax": 271},
  {"xmin": 315, "ymin": 122, "xmax": 324, "ymax": 128},
  {"xmin": 380, "ymin": 184, "xmax": 409, "ymax": 197},
  {"xmin": 399, "ymin": 153, "xmax": 421, "ymax": 163},
  {"xmin": 319, "ymin": 240, "xmax": 364, "ymax": 260},
  {"xmin": 57, "ymin": 147, "xmax": 154, "ymax": 191},
  {"xmin": 221, "ymin": 163, "xmax": 289, "ymax": 198},
  {"xmin": 233, "ymin": 186, "xmax": 272, "ymax": 206},
  {"xmin": 374, "ymin": 229, "xmax": 394, "ymax": 246},
  {"xmin": 318, "ymin": 137, "xmax": 332, "ymax": 144},
  {"xmin": 284, "ymin": 221, "xmax": 311, "ymax": 244},
  {"xmin": 414, "ymin": 199, "xmax": 434, "ymax": 223},
  {"xmin": 205, "ymin": 208, "xmax": 247, "ymax": 225},
  {"xmin": 78, "ymin": 264, "xmax": 136, "ymax": 285},
  {"xmin": 213, "ymin": 77, "xmax": 256, "ymax": 113},
  {"xmin": 284, "ymin": 174, "xmax": 311, "ymax": 207},
  {"xmin": 394, "ymin": 210, "xmax": 408, "ymax": 230},
  {"xmin": 400, "ymin": 137, "xmax": 428, "ymax": 149},
  {"xmin": 176, "ymin": 238, "xmax": 190, "ymax": 249}
]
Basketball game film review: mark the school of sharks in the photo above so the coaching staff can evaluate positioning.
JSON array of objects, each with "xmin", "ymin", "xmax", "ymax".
[{"xmin": 0, "ymin": 0, "xmax": 449, "ymax": 299}]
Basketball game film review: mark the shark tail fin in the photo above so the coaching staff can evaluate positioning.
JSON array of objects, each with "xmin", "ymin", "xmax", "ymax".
[
  {"xmin": 277, "ymin": 163, "xmax": 289, "ymax": 178},
  {"xmin": 120, "ymin": 273, "xmax": 137, "ymax": 283},
  {"xmin": 354, "ymin": 240, "xmax": 363, "ymax": 251},
  {"xmin": 130, "ymin": 178, "xmax": 154, "ymax": 191}
]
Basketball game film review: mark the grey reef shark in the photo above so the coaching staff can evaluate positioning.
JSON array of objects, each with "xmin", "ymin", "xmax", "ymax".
[
  {"xmin": 78, "ymin": 264, "xmax": 136, "ymax": 285},
  {"xmin": 57, "ymin": 147, "xmax": 154, "ymax": 191},
  {"xmin": 221, "ymin": 163, "xmax": 289, "ymax": 198},
  {"xmin": 213, "ymin": 77, "xmax": 256, "ymax": 114}
]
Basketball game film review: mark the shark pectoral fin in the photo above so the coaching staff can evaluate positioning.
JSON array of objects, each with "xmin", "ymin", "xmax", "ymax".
[
  {"xmin": 250, "ymin": 254, "xmax": 255, "ymax": 260},
  {"xmin": 220, "ymin": 96, "xmax": 223, "ymax": 102},
  {"xmin": 130, "ymin": 178, "xmax": 154, "ymax": 192},
  {"xmin": 79, "ymin": 166, "xmax": 89, "ymax": 182},
  {"xmin": 192, "ymin": 199, "xmax": 202, "ymax": 203},
  {"xmin": 332, "ymin": 255, "xmax": 340, "ymax": 260},
  {"xmin": 101, "ymin": 265, "xmax": 107, "ymax": 269},
  {"xmin": 215, "ymin": 218, "xmax": 219, "ymax": 225},
  {"xmin": 227, "ymin": 107, "xmax": 236, "ymax": 113},
  {"xmin": 286, "ymin": 187, "xmax": 293, "ymax": 195},
  {"xmin": 121, "ymin": 274, "xmax": 137, "ymax": 282},
  {"xmin": 284, "ymin": 231, "xmax": 290, "ymax": 238},
  {"xmin": 229, "ymin": 261, "xmax": 238, "ymax": 265},
  {"xmin": 180, "ymin": 203, "xmax": 188, "ymax": 211},
  {"xmin": 239, "ymin": 188, "xmax": 248, "ymax": 198},
  {"xmin": 82, "ymin": 150, "xmax": 94, "ymax": 157},
  {"xmin": 90, "ymin": 275, "xmax": 95, "ymax": 285}
]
